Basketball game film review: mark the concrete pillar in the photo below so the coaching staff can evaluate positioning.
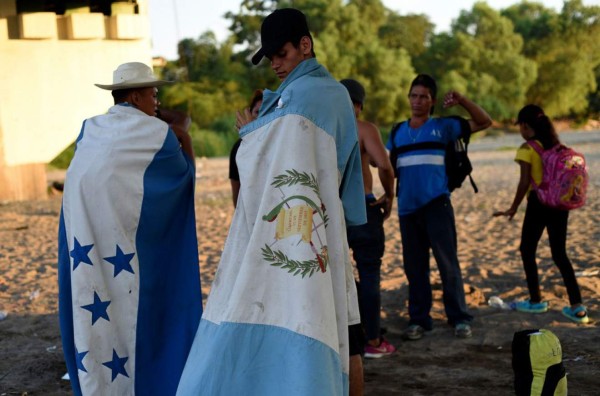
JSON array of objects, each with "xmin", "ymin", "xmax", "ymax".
[
  {"xmin": 0, "ymin": 0, "xmax": 152, "ymax": 202},
  {"xmin": 0, "ymin": 1, "xmax": 16, "ymax": 18},
  {"xmin": 0, "ymin": 163, "xmax": 48, "ymax": 201}
]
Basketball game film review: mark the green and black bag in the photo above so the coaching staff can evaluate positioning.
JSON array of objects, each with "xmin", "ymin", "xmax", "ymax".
[{"xmin": 512, "ymin": 329, "xmax": 567, "ymax": 396}]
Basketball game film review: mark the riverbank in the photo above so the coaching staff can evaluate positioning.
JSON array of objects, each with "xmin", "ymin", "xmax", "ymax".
[{"xmin": 1, "ymin": 132, "xmax": 599, "ymax": 394}]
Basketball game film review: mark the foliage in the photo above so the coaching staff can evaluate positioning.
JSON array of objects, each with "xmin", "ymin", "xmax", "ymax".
[
  {"xmin": 502, "ymin": 0, "xmax": 600, "ymax": 117},
  {"xmin": 45, "ymin": 0, "xmax": 600, "ymax": 172},
  {"xmin": 418, "ymin": 3, "xmax": 537, "ymax": 120},
  {"xmin": 210, "ymin": 114, "xmax": 237, "ymax": 134},
  {"xmin": 157, "ymin": 0, "xmax": 600, "ymax": 129},
  {"xmin": 49, "ymin": 142, "xmax": 76, "ymax": 169},
  {"xmin": 380, "ymin": 13, "xmax": 435, "ymax": 59},
  {"xmin": 46, "ymin": 0, "xmax": 600, "ymax": 171},
  {"xmin": 159, "ymin": 80, "xmax": 246, "ymax": 129},
  {"xmin": 49, "ymin": 0, "xmax": 600, "ymax": 167},
  {"xmin": 189, "ymin": 123, "xmax": 238, "ymax": 158}
]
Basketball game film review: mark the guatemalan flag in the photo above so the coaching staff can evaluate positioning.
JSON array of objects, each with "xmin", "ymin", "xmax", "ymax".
[
  {"xmin": 58, "ymin": 104, "xmax": 202, "ymax": 395},
  {"xmin": 177, "ymin": 59, "xmax": 364, "ymax": 396}
]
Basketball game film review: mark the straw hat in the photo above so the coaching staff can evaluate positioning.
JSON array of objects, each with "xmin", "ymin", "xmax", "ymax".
[{"xmin": 95, "ymin": 62, "xmax": 172, "ymax": 90}]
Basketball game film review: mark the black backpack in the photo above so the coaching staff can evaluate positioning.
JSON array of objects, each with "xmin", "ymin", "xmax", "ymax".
[{"xmin": 388, "ymin": 116, "xmax": 478, "ymax": 193}]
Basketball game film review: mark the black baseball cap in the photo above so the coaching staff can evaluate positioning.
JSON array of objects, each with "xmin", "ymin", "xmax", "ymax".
[
  {"xmin": 340, "ymin": 79, "xmax": 366, "ymax": 105},
  {"xmin": 251, "ymin": 8, "xmax": 312, "ymax": 65}
]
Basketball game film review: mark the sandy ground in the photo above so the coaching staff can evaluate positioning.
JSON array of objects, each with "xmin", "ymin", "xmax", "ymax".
[{"xmin": 1, "ymin": 132, "xmax": 599, "ymax": 395}]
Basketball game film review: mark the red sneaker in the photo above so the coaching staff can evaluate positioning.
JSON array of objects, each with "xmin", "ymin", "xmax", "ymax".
[{"xmin": 364, "ymin": 339, "xmax": 396, "ymax": 359}]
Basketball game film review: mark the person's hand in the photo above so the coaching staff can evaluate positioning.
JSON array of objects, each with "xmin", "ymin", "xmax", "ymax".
[
  {"xmin": 493, "ymin": 208, "xmax": 517, "ymax": 221},
  {"xmin": 156, "ymin": 108, "xmax": 194, "ymax": 160},
  {"xmin": 443, "ymin": 90, "xmax": 464, "ymax": 109},
  {"xmin": 157, "ymin": 109, "xmax": 191, "ymax": 140},
  {"xmin": 372, "ymin": 195, "xmax": 393, "ymax": 220},
  {"xmin": 236, "ymin": 108, "xmax": 255, "ymax": 130}
]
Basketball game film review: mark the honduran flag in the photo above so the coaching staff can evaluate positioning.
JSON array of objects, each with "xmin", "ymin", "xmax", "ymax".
[
  {"xmin": 177, "ymin": 59, "xmax": 364, "ymax": 396},
  {"xmin": 58, "ymin": 104, "xmax": 202, "ymax": 395}
]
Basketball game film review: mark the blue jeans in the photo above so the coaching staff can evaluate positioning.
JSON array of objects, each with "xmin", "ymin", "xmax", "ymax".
[
  {"xmin": 347, "ymin": 195, "xmax": 385, "ymax": 341},
  {"xmin": 399, "ymin": 195, "xmax": 472, "ymax": 328}
]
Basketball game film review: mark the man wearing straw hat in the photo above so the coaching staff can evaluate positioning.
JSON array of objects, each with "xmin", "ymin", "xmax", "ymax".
[{"xmin": 58, "ymin": 62, "xmax": 201, "ymax": 395}]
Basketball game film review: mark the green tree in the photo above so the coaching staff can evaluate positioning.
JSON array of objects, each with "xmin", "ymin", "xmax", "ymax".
[
  {"xmin": 380, "ymin": 13, "xmax": 435, "ymax": 60},
  {"xmin": 225, "ymin": 0, "xmax": 278, "ymax": 47},
  {"xmin": 419, "ymin": 2, "xmax": 537, "ymax": 121},
  {"xmin": 158, "ymin": 31, "xmax": 260, "ymax": 130},
  {"xmin": 222, "ymin": 0, "xmax": 414, "ymax": 124},
  {"xmin": 159, "ymin": 79, "xmax": 246, "ymax": 129},
  {"xmin": 500, "ymin": 2, "xmax": 558, "ymax": 57},
  {"xmin": 323, "ymin": 0, "xmax": 415, "ymax": 124},
  {"xmin": 502, "ymin": 0, "xmax": 600, "ymax": 117}
]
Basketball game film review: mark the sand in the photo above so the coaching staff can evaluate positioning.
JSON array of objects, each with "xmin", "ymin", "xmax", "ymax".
[{"xmin": 1, "ymin": 132, "xmax": 599, "ymax": 395}]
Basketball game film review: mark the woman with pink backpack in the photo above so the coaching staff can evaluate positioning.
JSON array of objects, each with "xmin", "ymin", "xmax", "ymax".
[{"xmin": 493, "ymin": 104, "xmax": 590, "ymax": 324}]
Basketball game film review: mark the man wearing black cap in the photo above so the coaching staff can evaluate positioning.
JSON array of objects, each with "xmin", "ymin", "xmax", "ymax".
[
  {"xmin": 341, "ymin": 79, "xmax": 396, "ymax": 363},
  {"xmin": 250, "ymin": 8, "xmax": 316, "ymax": 69},
  {"xmin": 178, "ymin": 8, "xmax": 366, "ymax": 396}
]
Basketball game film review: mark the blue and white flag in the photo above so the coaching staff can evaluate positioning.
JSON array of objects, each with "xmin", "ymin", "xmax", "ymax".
[
  {"xmin": 177, "ymin": 59, "xmax": 364, "ymax": 396},
  {"xmin": 58, "ymin": 104, "xmax": 202, "ymax": 396}
]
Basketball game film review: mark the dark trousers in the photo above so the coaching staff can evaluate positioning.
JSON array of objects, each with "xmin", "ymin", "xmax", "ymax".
[
  {"xmin": 347, "ymin": 197, "xmax": 385, "ymax": 341},
  {"xmin": 520, "ymin": 192, "xmax": 582, "ymax": 305},
  {"xmin": 399, "ymin": 196, "xmax": 472, "ymax": 328}
]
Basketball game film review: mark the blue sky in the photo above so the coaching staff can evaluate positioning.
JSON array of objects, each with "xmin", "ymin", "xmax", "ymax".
[{"xmin": 148, "ymin": 0, "xmax": 598, "ymax": 60}]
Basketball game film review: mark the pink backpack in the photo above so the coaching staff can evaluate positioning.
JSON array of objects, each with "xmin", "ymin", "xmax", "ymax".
[{"xmin": 528, "ymin": 141, "xmax": 588, "ymax": 210}]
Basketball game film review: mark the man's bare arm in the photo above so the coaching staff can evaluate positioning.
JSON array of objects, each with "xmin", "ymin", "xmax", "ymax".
[
  {"xmin": 443, "ymin": 91, "xmax": 492, "ymax": 133},
  {"xmin": 230, "ymin": 180, "xmax": 241, "ymax": 208},
  {"xmin": 361, "ymin": 121, "xmax": 395, "ymax": 219}
]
